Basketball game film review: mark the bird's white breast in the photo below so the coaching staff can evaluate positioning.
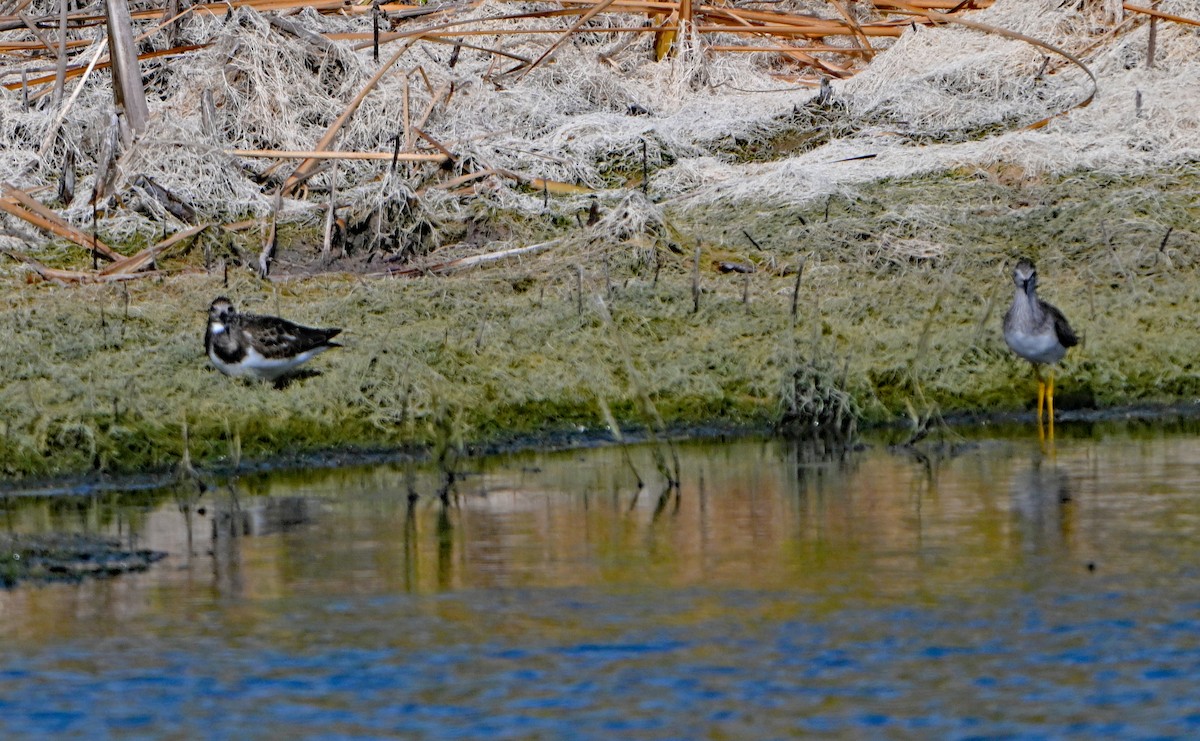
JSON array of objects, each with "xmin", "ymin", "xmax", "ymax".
[
  {"xmin": 1004, "ymin": 328, "xmax": 1066, "ymax": 364},
  {"xmin": 240, "ymin": 345, "xmax": 332, "ymax": 381}
]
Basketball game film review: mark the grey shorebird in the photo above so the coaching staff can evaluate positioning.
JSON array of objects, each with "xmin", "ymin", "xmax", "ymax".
[
  {"xmin": 205, "ymin": 297, "xmax": 341, "ymax": 383},
  {"xmin": 1002, "ymin": 259, "xmax": 1077, "ymax": 425}
]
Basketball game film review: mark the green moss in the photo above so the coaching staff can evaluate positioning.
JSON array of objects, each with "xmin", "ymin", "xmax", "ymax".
[
  {"xmin": 722, "ymin": 100, "xmax": 859, "ymax": 164},
  {"xmin": 719, "ymin": 101, "xmax": 1029, "ymax": 166}
]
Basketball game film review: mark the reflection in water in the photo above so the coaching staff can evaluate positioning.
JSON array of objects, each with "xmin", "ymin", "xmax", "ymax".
[
  {"xmin": 3, "ymin": 427, "xmax": 1200, "ymax": 736},
  {"xmin": 1010, "ymin": 453, "xmax": 1074, "ymax": 555},
  {"xmin": 403, "ymin": 497, "xmax": 419, "ymax": 593},
  {"xmin": 212, "ymin": 498, "xmax": 243, "ymax": 599},
  {"xmin": 436, "ymin": 501, "xmax": 453, "ymax": 591},
  {"xmin": 208, "ymin": 490, "xmax": 323, "ymax": 598},
  {"xmin": 3, "ymin": 432, "xmax": 1197, "ymax": 599},
  {"xmin": 212, "ymin": 493, "xmax": 318, "ymax": 540}
]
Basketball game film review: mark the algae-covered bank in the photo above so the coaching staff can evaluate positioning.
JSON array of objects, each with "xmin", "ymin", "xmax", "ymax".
[{"xmin": 2, "ymin": 167, "xmax": 1200, "ymax": 481}]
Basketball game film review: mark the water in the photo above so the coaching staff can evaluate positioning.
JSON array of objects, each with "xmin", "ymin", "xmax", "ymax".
[{"xmin": 4, "ymin": 425, "xmax": 1200, "ymax": 738}]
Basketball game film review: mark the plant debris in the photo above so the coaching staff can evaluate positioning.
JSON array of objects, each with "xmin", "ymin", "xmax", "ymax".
[{"xmin": 0, "ymin": 532, "xmax": 166, "ymax": 588}]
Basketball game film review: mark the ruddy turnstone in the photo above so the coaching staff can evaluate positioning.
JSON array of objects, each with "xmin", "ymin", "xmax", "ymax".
[
  {"xmin": 205, "ymin": 297, "xmax": 341, "ymax": 383},
  {"xmin": 1002, "ymin": 259, "xmax": 1078, "ymax": 425}
]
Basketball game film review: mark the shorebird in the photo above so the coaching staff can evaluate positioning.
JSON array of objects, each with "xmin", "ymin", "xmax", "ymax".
[
  {"xmin": 1002, "ymin": 259, "xmax": 1077, "ymax": 425},
  {"xmin": 205, "ymin": 297, "xmax": 341, "ymax": 383}
]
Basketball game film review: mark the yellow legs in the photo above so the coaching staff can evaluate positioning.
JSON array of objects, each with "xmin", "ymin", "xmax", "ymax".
[
  {"xmin": 1034, "ymin": 365, "xmax": 1057, "ymax": 443},
  {"xmin": 1047, "ymin": 368, "xmax": 1056, "ymax": 432}
]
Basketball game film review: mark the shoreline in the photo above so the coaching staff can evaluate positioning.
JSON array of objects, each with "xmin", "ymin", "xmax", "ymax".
[{"xmin": 6, "ymin": 401, "xmax": 1200, "ymax": 499}]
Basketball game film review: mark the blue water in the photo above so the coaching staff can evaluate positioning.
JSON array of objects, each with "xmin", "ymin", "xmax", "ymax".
[{"xmin": 4, "ymin": 428, "xmax": 1200, "ymax": 738}]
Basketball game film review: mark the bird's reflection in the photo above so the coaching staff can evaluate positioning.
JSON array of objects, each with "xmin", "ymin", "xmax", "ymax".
[
  {"xmin": 436, "ymin": 502, "xmax": 454, "ymax": 590},
  {"xmin": 211, "ymin": 491, "xmax": 318, "ymax": 597},
  {"xmin": 211, "ymin": 486, "xmax": 244, "ymax": 598},
  {"xmin": 403, "ymin": 496, "xmax": 420, "ymax": 593},
  {"xmin": 1010, "ymin": 454, "xmax": 1074, "ymax": 555}
]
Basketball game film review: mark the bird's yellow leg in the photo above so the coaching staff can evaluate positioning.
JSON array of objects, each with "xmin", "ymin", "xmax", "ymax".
[
  {"xmin": 1047, "ymin": 368, "xmax": 1057, "ymax": 442},
  {"xmin": 1048, "ymin": 368, "xmax": 1056, "ymax": 424},
  {"xmin": 1035, "ymin": 365, "xmax": 1046, "ymax": 425}
]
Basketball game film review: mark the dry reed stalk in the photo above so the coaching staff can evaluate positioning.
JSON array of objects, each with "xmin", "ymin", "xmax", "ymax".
[
  {"xmin": 708, "ymin": 44, "xmax": 874, "ymax": 53},
  {"xmin": 871, "ymin": 0, "xmax": 989, "ymax": 6},
  {"xmin": 0, "ymin": 184, "xmax": 123, "ymax": 258},
  {"xmin": 697, "ymin": 23, "xmax": 903, "ymax": 36},
  {"xmin": 425, "ymin": 168, "xmax": 497, "ymax": 191},
  {"xmin": 231, "ymin": 149, "xmax": 448, "ymax": 161},
  {"xmin": 412, "ymin": 128, "xmax": 455, "ymax": 162},
  {"xmin": 98, "ymin": 223, "xmax": 208, "ymax": 276},
  {"xmin": 168, "ymin": 0, "xmax": 350, "ymax": 18},
  {"xmin": 652, "ymin": 7, "xmax": 678, "ymax": 61},
  {"xmin": 402, "ymin": 72, "xmax": 412, "ymax": 159},
  {"xmin": 16, "ymin": 14, "xmax": 56, "ymax": 52},
  {"xmin": 0, "ymin": 37, "xmax": 93, "ymax": 50},
  {"xmin": 9, "ymin": 45, "xmax": 202, "ymax": 98},
  {"xmin": 518, "ymin": 176, "xmax": 593, "ymax": 194},
  {"xmin": 590, "ymin": 0, "xmax": 915, "ymax": 32},
  {"xmin": 1123, "ymin": 2, "xmax": 1200, "ymax": 26},
  {"xmin": 322, "ymin": 162, "xmax": 337, "ymax": 259},
  {"xmin": 829, "ymin": 0, "xmax": 875, "ymax": 59},
  {"xmin": 360, "ymin": 5, "xmax": 587, "ymax": 49},
  {"xmin": 515, "ymin": 0, "xmax": 621, "ymax": 80},
  {"xmin": 259, "ymin": 189, "xmax": 281, "ymax": 278},
  {"xmin": 381, "ymin": 239, "xmax": 563, "ymax": 276},
  {"xmin": 33, "ymin": 34, "xmax": 105, "ymax": 155},
  {"xmin": 1, "ymin": 9, "xmax": 200, "ymax": 61},
  {"xmin": 9, "ymin": 0, "xmax": 345, "ymax": 26},
  {"xmin": 0, "ymin": 0, "xmax": 36, "ymax": 17},
  {"xmin": 49, "ymin": 0, "xmax": 69, "ymax": 108},
  {"xmin": 1147, "ymin": 4, "xmax": 1157, "ymax": 68},
  {"xmin": 104, "ymin": 0, "xmax": 149, "ymax": 134},
  {"xmin": 717, "ymin": 7, "xmax": 851, "ymax": 76},
  {"xmin": 1, "ymin": 250, "xmax": 175, "ymax": 283},
  {"xmin": 451, "ymin": 166, "xmax": 593, "ymax": 194},
  {"xmin": 381, "ymin": 22, "xmax": 908, "ymax": 39},
  {"xmin": 282, "ymin": 37, "xmax": 420, "ymax": 194}
]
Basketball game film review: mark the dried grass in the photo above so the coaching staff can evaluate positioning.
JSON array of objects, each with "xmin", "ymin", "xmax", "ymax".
[{"xmin": 2, "ymin": 0, "xmax": 1197, "ymax": 279}]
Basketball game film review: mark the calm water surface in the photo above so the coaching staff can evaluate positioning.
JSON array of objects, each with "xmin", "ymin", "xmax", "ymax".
[{"xmin": 4, "ymin": 425, "xmax": 1200, "ymax": 738}]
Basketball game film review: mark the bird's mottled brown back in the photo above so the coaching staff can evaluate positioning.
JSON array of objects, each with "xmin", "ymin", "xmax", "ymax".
[{"xmin": 236, "ymin": 313, "xmax": 342, "ymax": 360}]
